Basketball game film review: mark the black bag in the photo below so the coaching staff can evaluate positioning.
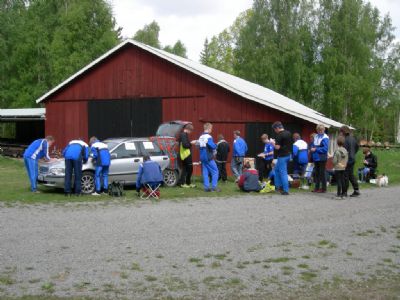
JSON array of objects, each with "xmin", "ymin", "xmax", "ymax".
[{"xmin": 109, "ymin": 181, "xmax": 124, "ymax": 197}]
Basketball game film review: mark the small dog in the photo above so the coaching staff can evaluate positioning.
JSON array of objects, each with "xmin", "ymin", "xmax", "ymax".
[{"xmin": 376, "ymin": 174, "xmax": 389, "ymax": 187}]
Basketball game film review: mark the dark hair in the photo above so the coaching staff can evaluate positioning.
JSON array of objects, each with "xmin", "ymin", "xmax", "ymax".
[
  {"xmin": 89, "ymin": 136, "xmax": 97, "ymax": 145},
  {"xmin": 143, "ymin": 155, "xmax": 151, "ymax": 161},
  {"xmin": 340, "ymin": 125, "xmax": 351, "ymax": 135},
  {"xmin": 184, "ymin": 124, "xmax": 194, "ymax": 131},
  {"xmin": 337, "ymin": 136, "xmax": 345, "ymax": 147},
  {"xmin": 272, "ymin": 121, "xmax": 283, "ymax": 129},
  {"xmin": 218, "ymin": 134, "xmax": 224, "ymax": 141},
  {"xmin": 362, "ymin": 147, "xmax": 370, "ymax": 154},
  {"xmin": 261, "ymin": 133, "xmax": 268, "ymax": 140},
  {"xmin": 293, "ymin": 133, "xmax": 301, "ymax": 141}
]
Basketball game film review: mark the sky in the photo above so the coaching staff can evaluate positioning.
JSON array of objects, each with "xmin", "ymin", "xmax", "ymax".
[{"xmin": 110, "ymin": 0, "xmax": 400, "ymax": 61}]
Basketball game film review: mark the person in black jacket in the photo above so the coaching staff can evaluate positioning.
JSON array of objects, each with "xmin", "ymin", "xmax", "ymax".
[
  {"xmin": 340, "ymin": 126, "xmax": 360, "ymax": 197},
  {"xmin": 358, "ymin": 148, "xmax": 378, "ymax": 182},
  {"xmin": 178, "ymin": 124, "xmax": 196, "ymax": 188},
  {"xmin": 216, "ymin": 134, "xmax": 230, "ymax": 182}
]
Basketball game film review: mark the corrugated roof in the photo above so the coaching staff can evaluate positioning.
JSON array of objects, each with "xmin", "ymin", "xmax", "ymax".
[
  {"xmin": 36, "ymin": 39, "xmax": 346, "ymax": 128},
  {"xmin": 0, "ymin": 108, "xmax": 46, "ymax": 120}
]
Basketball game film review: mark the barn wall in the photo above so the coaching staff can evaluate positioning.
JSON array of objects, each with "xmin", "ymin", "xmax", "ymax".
[{"xmin": 45, "ymin": 43, "xmax": 317, "ymax": 157}]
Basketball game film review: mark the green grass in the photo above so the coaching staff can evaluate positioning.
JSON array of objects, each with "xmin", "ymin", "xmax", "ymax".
[{"xmin": 1, "ymin": 148, "xmax": 399, "ymax": 203}]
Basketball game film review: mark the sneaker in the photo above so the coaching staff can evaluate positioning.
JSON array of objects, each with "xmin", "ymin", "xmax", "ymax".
[
  {"xmin": 212, "ymin": 188, "xmax": 221, "ymax": 192},
  {"xmin": 180, "ymin": 184, "xmax": 190, "ymax": 188},
  {"xmin": 312, "ymin": 189, "xmax": 320, "ymax": 193},
  {"xmin": 205, "ymin": 188, "xmax": 212, "ymax": 192},
  {"xmin": 189, "ymin": 184, "xmax": 197, "ymax": 188},
  {"xmin": 101, "ymin": 191, "xmax": 108, "ymax": 195},
  {"xmin": 33, "ymin": 190, "xmax": 41, "ymax": 194},
  {"xmin": 335, "ymin": 196, "xmax": 344, "ymax": 200},
  {"xmin": 280, "ymin": 191, "xmax": 289, "ymax": 196},
  {"xmin": 92, "ymin": 192, "xmax": 101, "ymax": 196},
  {"xmin": 350, "ymin": 191, "xmax": 360, "ymax": 197}
]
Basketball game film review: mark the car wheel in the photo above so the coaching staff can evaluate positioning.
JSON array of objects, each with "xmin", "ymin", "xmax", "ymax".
[
  {"xmin": 163, "ymin": 169, "xmax": 178, "ymax": 187},
  {"xmin": 81, "ymin": 171, "xmax": 95, "ymax": 194}
]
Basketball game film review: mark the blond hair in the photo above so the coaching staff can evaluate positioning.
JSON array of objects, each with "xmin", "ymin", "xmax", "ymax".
[
  {"xmin": 316, "ymin": 124, "xmax": 325, "ymax": 132},
  {"xmin": 204, "ymin": 122, "xmax": 212, "ymax": 131}
]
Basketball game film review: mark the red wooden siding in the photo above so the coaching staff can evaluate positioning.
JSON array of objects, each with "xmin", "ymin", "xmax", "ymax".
[{"xmin": 44, "ymin": 43, "xmax": 316, "ymax": 154}]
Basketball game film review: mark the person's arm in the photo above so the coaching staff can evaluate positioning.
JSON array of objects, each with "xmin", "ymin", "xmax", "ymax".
[
  {"xmin": 180, "ymin": 133, "xmax": 191, "ymax": 149},
  {"xmin": 293, "ymin": 144, "xmax": 299, "ymax": 157},
  {"xmin": 44, "ymin": 140, "xmax": 51, "ymax": 161},
  {"xmin": 207, "ymin": 137, "xmax": 217, "ymax": 150},
  {"xmin": 274, "ymin": 136, "xmax": 281, "ymax": 150},
  {"xmin": 83, "ymin": 146, "xmax": 89, "ymax": 163},
  {"xmin": 317, "ymin": 138, "xmax": 329, "ymax": 154},
  {"xmin": 370, "ymin": 154, "xmax": 378, "ymax": 168},
  {"xmin": 238, "ymin": 174, "xmax": 245, "ymax": 187},
  {"xmin": 91, "ymin": 146, "xmax": 98, "ymax": 159},
  {"xmin": 136, "ymin": 165, "xmax": 143, "ymax": 192}
]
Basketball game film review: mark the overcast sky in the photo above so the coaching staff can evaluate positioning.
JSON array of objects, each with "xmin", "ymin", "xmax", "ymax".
[{"xmin": 110, "ymin": 0, "xmax": 400, "ymax": 61}]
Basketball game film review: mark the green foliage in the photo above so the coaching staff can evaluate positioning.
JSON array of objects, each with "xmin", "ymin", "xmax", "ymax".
[
  {"xmin": 133, "ymin": 21, "xmax": 188, "ymax": 58},
  {"xmin": 0, "ymin": 0, "xmax": 120, "ymax": 108},
  {"xmin": 202, "ymin": 0, "xmax": 400, "ymax": 142}
]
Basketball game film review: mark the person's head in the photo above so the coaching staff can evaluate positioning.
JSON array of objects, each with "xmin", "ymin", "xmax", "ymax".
[
  {"xmin": 337, "ymin": 136, "xmax": 345, "ymax": 147},
  {"xmin": 233, "ymin": 130, "xmax": 241, "ymax": 139},
  {"xmin": 244, "ymin": 161, "xmax": 251, "ymax": 170},
  {"xmin": 272, "ymin": 121, "xmax": 284, "ymax": 133},
  {"xmin": 204, "ymin": 122, "xmax": 213, "ymax": 133},
  {"xmin": 218, "ymin": 134, "xmax": 224, "ymax": 141},
  {"xmin": 183, "ymin": 124, "xmax": 194, "ymax": 134},
  {"xmin": 89, "ymin": 136, "xmax": 98, "ymax": 146},
  {"xmin": 261, "ymin": 134, "xmax": 269, "ymax": 143},
  {"xmin": 46, "ymin": 135, "xmax": 55, "ymax": 147},
  {"xmin": 339, "ymin": 125, "xmax": 351, "ymax": 136},
  {"xmin": 316, "ymin": 124, "xmax": 325, "ymax": 135},
  {"xmin": 362, "ymin": 147, "xmax": 371, "ymax": 156},
  {"xmin": 143, "ymin": 155, "xmax": 151, "ymax": 162},
  {"xmin": 293, "ymin": 133, "xmax": 301, "ymax": 141}
]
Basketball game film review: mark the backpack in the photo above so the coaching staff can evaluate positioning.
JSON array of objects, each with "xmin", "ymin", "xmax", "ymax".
[{"xmin": 108, "ymin": 181, "xmax": 124, "ymax": 197}]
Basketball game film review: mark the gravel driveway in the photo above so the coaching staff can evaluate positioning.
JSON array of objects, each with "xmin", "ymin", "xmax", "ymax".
[{"xmin": 1, "ymin": 187, "xmax": 400, "ymax": 299}]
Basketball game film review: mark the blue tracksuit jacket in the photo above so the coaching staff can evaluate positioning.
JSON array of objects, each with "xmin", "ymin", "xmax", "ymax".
[
  {"xmin": 233, "ymin": 137, "xmax": 248, "ymax": 157},
  {"xmin": 198, "ymin": 133, "xmax": 217, "ymax": 162},
  {"xmin": 91, "ymin": 140, "xmax": 111, "ymax": 167},
  {"xmin": 293, "ymin": 139, "xmax": 309, "ymax": 165},
  {"xmin": 136, "ymin": 160, "xmax": 163, "ymax": 187},
  {"xmin": 264, "ymin": 143, "xmax": 274, "ymax": 161},
  {"xmin": 63, "ymin": 140, "xmax": 89, "ymax": 162},
  {"xmin": 312, "ymin": 134, "xmax": 329, "ymax": 162},
  {"xmin": 23, "ymin": 139, "xmax": 51, "ymax": 160}
]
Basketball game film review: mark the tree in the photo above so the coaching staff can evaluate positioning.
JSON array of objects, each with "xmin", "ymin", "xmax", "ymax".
[
  {"xmin": 164, "ymin": 40, "xmax": 187, "ymax": 58},
  {"xmin": 0, "ymin": 0, "xmax": 120, "ymax": 108},
  {"xmin": 133, "ymin": 21, "xmax": 161, "ymax": 49}
]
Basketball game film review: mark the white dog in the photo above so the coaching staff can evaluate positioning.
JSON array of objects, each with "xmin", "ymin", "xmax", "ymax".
[{"xmin": 376, "ymin": 175, "xmax": 389, "ymax": 187}]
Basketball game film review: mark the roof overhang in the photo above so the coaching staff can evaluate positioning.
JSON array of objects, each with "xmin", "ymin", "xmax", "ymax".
[{"xmin": 0, "ymin": 108, "xmax": 46, "ymax": 122}]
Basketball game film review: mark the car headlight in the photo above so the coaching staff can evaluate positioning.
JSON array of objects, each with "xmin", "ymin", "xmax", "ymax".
[{"xmin": 49, "ymin": 168, "xmax": 65, "ymax": 176}]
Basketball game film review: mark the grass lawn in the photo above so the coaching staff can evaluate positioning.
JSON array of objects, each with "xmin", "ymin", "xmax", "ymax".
[{"xmin": 0, "ymin": 148, "xmax": 399, "ymax": 204}]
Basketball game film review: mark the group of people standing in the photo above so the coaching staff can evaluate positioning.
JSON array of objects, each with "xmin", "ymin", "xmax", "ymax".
[
  {"xmin": 177, "ymin": 121, "xmax": 363, "ymax": 198},
  {"xmin": 23, "ymin": 136, "xmax": 111, "ymax": 196}
]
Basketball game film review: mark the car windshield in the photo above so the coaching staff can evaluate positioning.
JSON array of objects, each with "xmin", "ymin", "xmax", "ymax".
[
  {"xmin": 103, "ymin": 140, "xmax": 120, "ymax": 151},
  {"xmin": 156, "ymin": 123, "xmax": 183, "ymax": 138}
]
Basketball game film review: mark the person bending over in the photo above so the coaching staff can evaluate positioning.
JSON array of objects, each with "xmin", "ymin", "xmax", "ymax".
[
  {"xmin": 90, "ymin": 137, "xmax": 111, "ymax": 195},
  {"xmin": 237, "ymin": 161, "xmax": 262, "ymax": 192}
]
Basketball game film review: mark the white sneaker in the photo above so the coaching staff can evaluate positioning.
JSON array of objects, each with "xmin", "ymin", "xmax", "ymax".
[{"xmin": 91, "ymin": 192, "xmax": 101, "ymax": 196}]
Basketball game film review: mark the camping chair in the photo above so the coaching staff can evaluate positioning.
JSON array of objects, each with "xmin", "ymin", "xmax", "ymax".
[
  {"xmin": 140, "ymin": 182, "xmax": 162, "ymax": 200},
  {"xmin": 301, "ymin": 163, "xmax": 314, "ymax": 189}
]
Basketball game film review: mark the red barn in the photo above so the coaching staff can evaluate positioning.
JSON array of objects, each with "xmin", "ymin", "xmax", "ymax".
[{"xmin": 36, "ymin": 39, "xmax": 344, "ymax": 160}]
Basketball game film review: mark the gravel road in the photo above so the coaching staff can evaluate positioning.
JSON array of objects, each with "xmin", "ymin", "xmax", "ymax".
[{"xmin": 1, "ymin": 187, "xmax": 400, "ymax": 299}]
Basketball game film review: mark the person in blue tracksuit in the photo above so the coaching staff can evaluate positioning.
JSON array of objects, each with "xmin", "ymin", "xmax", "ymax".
[
  {"xmin": 292, "ymin": 133, "xmax": 309, "ymax": 175},
  {"xmin": 136, "ymin": 155, "xmax": 163, "ymax": 196},
  {"xmin": 63, "ymin": 139, "xmax": 89, "ymax": 196},
  {"xmin": 23, "ymin": 136, "xmax": 55, "ymax": 192},
  {"xmin": 231, "ymin": 130, "xmax": 248, "ymax": 181},
  {"xmin": 310, "ymin": 124, "xmax": 329, "ymax": 193},
  {"xmin": 257, "ymin": 134, "xmax": 274, "ymax": 181},
  {"xmin": 272, "ymin": 121, "xmax": 292, "ymax": 195},
  {"xmin": 89, "ymin": 136, "xmax": 111, "ymax": 195},
  {"xmin": 198, "ymin": 123, "xmax": 220, "ymax": 192}
]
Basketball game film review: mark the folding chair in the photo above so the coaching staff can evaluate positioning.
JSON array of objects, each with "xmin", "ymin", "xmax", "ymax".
[{"xmin": 140, "ymin": 182, "xmax": 161, "ymax": 200}]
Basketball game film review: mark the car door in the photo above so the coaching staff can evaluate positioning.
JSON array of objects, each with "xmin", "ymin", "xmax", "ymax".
[
  {"xmin": 138, "ymin": 140, "xmax": 169, "ymax": 170},
  {"xmin": 108, "ymin": 141, "xmax": 142, "ymax": 184}
]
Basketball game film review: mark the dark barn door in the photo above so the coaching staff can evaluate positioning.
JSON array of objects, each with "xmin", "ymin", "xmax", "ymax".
[
  {"xmin": 88, "ymin": 98, "xmax": 162, "ymax": 140},
  {"xmin": 245, "ymin": 122, "xmax": 304, "ymax": 158}
]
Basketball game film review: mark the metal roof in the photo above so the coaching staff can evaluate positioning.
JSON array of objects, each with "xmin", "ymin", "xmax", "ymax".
[
  {"xmin": 0, "ymin": 108, "xmax": 46, "ymax": 121},
  {"xmin": 36, "ymin": 39, "xmax": 346, "ymax": 128}
]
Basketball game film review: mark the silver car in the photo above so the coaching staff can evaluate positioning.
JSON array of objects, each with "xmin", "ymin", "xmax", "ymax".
[{"xmin": 38, "ymin": 138, "xmax": 170, "ymax": 194}]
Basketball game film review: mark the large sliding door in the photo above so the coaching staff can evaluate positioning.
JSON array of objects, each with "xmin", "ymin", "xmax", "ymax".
[{"xmin": 88, "ymin": 98, "xmax": 162, "ymax": 140}]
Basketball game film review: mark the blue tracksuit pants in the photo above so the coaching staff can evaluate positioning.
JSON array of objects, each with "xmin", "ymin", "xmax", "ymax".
[
  {"xmin": 274, "ymin": 155, "xmax": 290, "ymax": 193},
  {"xmin": 202, "ymin": 160, "xmax": 219, "ymax": 190},
  {"xmin": 65, "ymin": 159, "xmax": 83, "ymax": 194},
  {"xmin": 24, "ymin": 157, "xmax": 38, "ymax": 192},
  {"xmin": 95, "ymin": 165, "xmax": 109, "ymax": 193}
]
